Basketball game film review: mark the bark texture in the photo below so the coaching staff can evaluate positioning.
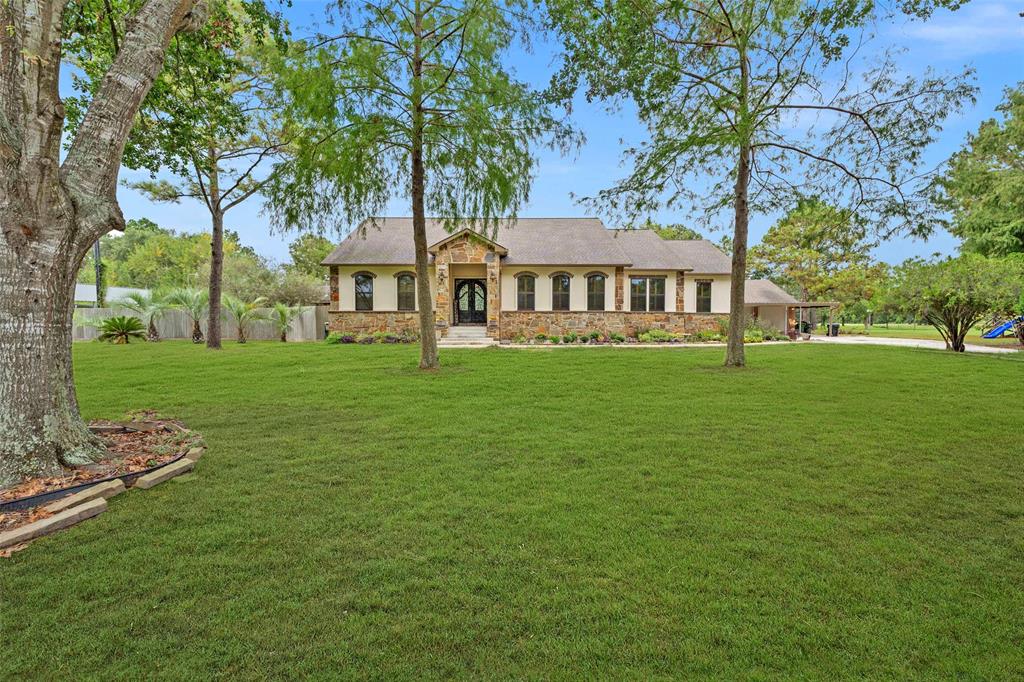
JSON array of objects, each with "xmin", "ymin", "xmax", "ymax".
[
  {"xmin": 725, "ymin": 142, "xmax": 751, "ymax": 368},
  {"xmin": 410, "ymin": 1, "xmax": 439, "ymax": 370},
  {"xmin": 206, "ymin": 147, "xmax": 223, "ymax": 349},
  {"xmin": 0, "ymin": 0, "xmax": 204, "ymax": 485}
]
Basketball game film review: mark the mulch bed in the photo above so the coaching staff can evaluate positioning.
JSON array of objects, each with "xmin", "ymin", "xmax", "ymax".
[{"xmin": 0, "ymin": 415, "xmax": 200, "ymax": 535}]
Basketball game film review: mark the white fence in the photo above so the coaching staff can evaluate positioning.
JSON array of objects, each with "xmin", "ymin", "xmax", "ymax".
[{"xmin": 73, "ymin": 306, "xmax": 328, "ymax": 342}]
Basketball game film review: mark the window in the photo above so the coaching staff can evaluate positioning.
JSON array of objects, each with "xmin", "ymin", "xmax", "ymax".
[
  {"xmin": 396, "ymin": 273, "xmax": 415, "ymax": 311},
  {"xmin": 516, "ymin": 274, "xmax": 535, "ymax": 311},
  {"xmin": 695, "ymin": 280, "xmax": 712, "ymax": 313},
  {"xmin": 586, "ymin": 274, "xmax": 606, "ymax": 311},
  {"xmin": 354, "ymin": 273, "xmax": 374, "ymax": 311},
  {"xmin": 551, "ymin": 273, "xmax": 571, "ymax": 311},
  {"xmin": 629, "ymin": 276, "xmax": 666, "ymax": 311}
]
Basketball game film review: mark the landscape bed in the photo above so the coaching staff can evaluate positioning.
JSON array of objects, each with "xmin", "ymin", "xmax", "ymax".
[{"xmin": 1, "ymin": 341, "xmax": 1022, "ymax": 678}]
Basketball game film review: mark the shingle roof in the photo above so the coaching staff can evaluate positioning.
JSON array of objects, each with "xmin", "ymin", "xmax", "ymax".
[
  {"xmin": 744, "ymin": 279, "xmax": 799, "ymax": 305},
  {"xmin": 322, "ymin": 217, "xmax": 732, "ymax": 271}
]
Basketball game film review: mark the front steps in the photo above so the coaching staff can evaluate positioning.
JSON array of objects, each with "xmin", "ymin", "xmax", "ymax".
[{"xmin": 437, "ymin": 326, "xmax": 498, "ymax": 348}]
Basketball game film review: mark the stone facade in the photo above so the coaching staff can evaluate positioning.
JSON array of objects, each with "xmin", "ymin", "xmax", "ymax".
[
  {"xmin": 327, "ymin": 311, "xmax": 421, "ymax": 335},
  {"xmin": 499, "ymin": 311, "xmax": 721, "ymax": 340},
  {"xmin": 431, "ymin": 232, "xmax": 502, "ymax": 339},
  {"xmin": 675, "ymin": 271, "xmax": 685, "ymax": 312}
]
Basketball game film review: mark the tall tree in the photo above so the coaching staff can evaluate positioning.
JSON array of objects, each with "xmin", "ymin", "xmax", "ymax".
[
  {"xmin": 638, "ymin": 218, "xmax": 703, "ymax": 240},
  {"xmin": 97, "ymin": 2, "xmax": 290, "ymax": 349},
  {"xmin": 287, "ymin": 233, "xmax": 336, "ymax": 280},
  {"xmin": 0, "ymin": 0, "xmax": 208, "ymax": 485},
  {"xmin": 934, "ymin": 84, "xmax": 1024, "ymax": 257},
  {"xmin": 548, "ymin": 0, "xmax": 974, "ymax": 366},
  {"xmin": 750, "ymin": 198, "xmax": 874, "ymax": 301},
  {"xmin": 267, "ymin": 0, "xmax": 576, "ymax": 369}
]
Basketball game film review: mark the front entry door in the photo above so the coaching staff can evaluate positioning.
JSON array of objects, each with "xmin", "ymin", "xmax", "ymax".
[{"xmin": 455, "ymin": 279, "xmax": 487, "ymax": 325}]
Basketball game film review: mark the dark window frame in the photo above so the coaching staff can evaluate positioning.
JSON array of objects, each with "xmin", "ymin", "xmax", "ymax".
[
  {"xmin": 586, "ymin": 273, "xmax": 606, "ymax": 311},
  {"xmin": 551, "ymin": 273, "xmax": 571, "ymax": 311},
  {"xmin": 396, "ymin": 272, "xmax": 416, "ymax": 311},
  {"xmin": 629, "ymin": 275, "xmax": 667, "ymax": 312},
  {"xmin": 516, "ymin": 273, "xmax": 536, "ymax": 311},
  {"xmin": 695, "ymin": 280, "xmax": 712, "ymax": 313},
  {"xmin": 353, "ymin": 272, "xmax": 375, "ymax": 311}
]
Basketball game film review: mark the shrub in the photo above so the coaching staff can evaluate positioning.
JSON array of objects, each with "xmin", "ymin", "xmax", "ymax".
[
  {"xmin": 638, "ymin": 328, "xmax": 677, "ymax": 343},
  {"xmin": 513, "ymin": 334, "xmax": 527, "ymax": 344},
  {"xmin": 550, "ymin": 335, "xmax": 561, "ymax": 344},
  {"xmin": 610, "ymin": 332, "xmax": 626, "ymax": 343},
  {"xmin": 563, "ymin": 332, "xmax": 578, "ymax": 343},
  {"xmin": 356, "ymin": 333, "xmax": 374, "ymax": 344},
  {"xmin": 692, "ymin": 329, "xmax": 724, "ymax": 342},
  {"xmin": 534, "ymin": 333, "xmax": 547, "ymax": 342},
  {"xmin": 97, "ymin": 315, "xmax": 146, "ymax": 344},
  {"xmin": 589, "ymin": 331, "xmax": 602, "ymax": 341},
  {"xmin": 325, "ymin": 332, "xmax": 343, "ymax": 344}
]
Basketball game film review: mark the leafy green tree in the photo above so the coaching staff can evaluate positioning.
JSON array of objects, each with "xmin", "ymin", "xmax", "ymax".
[
  {"xmin": 892, "ymin": 254, "xmax": 1024, "ymax": 352},
  {"xmin": 120, "ymin": 4, "xmax": 290, "ymax": 350},
  {"xmin": 934, "ymin": 85, "xmax": 1024, "ymax": 256},
  {"xmin": 750, "ymin": 198, "xmax": 875, "ymax": 302},
  {"xmin": 222, "ymin": 295, "xmax": 269, "ymax": 343},
  {"xmin": 548, "ymin": 0, "xmax": 974, "ymax": 367},
  {"xmin": 267, "ymin": 0, "xmax": 576, "ymax": 369},
  {"xmin": 272, "ymin": 270, "xmax": 326, "ymax": 306},
  {"xmin": 0, "ymin": 0, "xmax": 211, "ymax": 483},
  {"xmin": 638, "ymin": 219, "xmax": 702, "ymax": 240},
  {"xmin": 287, "ymin": 234, "xmax": 336, "ymax": 280}
]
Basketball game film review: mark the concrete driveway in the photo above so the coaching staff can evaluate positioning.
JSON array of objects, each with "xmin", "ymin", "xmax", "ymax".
[{"xmin": 809, "ymin": 334, "xmax": 1018, "ymax": 355}]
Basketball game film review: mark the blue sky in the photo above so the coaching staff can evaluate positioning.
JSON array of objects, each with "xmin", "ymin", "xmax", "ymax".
[{"xmin": 114, "ymin": 0, "xmax": 1024, "ymax": 266}]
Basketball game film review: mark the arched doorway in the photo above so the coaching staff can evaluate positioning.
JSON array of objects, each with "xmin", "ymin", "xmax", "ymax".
[{"xmin": 454, "ymin": 279, "xmax": 487, "ymax": 325}]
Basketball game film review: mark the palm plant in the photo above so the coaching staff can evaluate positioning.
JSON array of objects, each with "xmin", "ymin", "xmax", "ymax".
[
  {"xmin": 115, "ymin": 291, "xmax": 171, "ymax": 341},
  {"xmin": 270, "ymin": 303, "xmax": 303, "ymax": 342},
  {"xmin": 97, "ymin": 316, "xmax": 146, "ymax": 344},
  {"xmin": 222, "ymin": 295, "xmax": 269, "ymax": 343},
  {"xmin": 168, "ymin": 288, "xmax": 209, "ymax": 343}
]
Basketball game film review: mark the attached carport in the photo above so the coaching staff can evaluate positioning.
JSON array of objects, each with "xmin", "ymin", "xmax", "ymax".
[{"xmin": 745, "ymin": 280, "xmax": 835, "ymax": 334}]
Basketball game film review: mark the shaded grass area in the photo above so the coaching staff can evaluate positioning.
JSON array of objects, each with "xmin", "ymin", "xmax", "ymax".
[
  {"xmin": 838, "ymin": 322, "xmax": 1021, "ymax": 348},
  {"xmin": 2, "ymin": 342, "xmax": 1023, "ymax": 678}
]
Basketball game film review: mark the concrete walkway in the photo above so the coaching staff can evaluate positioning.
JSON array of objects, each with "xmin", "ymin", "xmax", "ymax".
[{"xmin": 809, "ymin": 334, "xmax": 1018, "ymax": 355}]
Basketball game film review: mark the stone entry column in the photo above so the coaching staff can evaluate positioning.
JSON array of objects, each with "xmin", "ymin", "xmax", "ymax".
[
  {"xmin": 435, "ymin": 263, "xmax": 451, "ymax": 335},
  {"xmin": 615, "ymin": 267, "xmax": 625, "ymax": 311},
  {"xmin": 486, "ymin": 253, "xmax": 500, "ymax": 339}
]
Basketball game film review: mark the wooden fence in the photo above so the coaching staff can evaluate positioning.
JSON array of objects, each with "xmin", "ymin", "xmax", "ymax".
[{"xmin": 73, "ymin": 306, "xmax": 329, "ymax": 342}]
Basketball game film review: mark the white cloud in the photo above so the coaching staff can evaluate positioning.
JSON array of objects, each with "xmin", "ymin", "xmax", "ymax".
[{"xmin": 898, "ymin": 2, "xmax": 1024, "ymax": 57}]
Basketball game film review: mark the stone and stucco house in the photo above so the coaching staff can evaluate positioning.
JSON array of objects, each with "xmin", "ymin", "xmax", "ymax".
[{"xmin": 324, "ymin": 217, "xmax": 806, "ymax": 340}]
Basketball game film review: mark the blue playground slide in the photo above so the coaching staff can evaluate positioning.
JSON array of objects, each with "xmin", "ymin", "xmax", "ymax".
[{"xmin": 983, "ymin": 316, "xmax": 1024, "ymax": 339}]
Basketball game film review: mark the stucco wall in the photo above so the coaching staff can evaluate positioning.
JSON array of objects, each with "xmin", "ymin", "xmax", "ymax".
[
  {"xmin": 621, "ymin": 270, "xmax": 681, "ymax": 312},
  {"xmin": 683, "ymin": 274, "xmax": 731, "ymax": 314},
  {"xmin": 333, "ymin": 265, "xmax": 437, "ymax": 312},
  {"xmin": 499, "ymin": 266, "xmax": 615, "ymax": 312},
  {"xmin": 749, "ymin": 305, "xmax": 788, "ymax": 332}
]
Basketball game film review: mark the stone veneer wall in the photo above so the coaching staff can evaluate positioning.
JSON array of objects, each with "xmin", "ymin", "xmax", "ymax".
[
  {"xmin": 432, "ymin": 233, "xmax": 501, "ymax": 339},
  {"xmin": 499, "ymin": 311, "xmax": 721, "ymax": 340},
  {"xmin": 327, "ymin": 311, "xmax": 421, "ymax": 335}
]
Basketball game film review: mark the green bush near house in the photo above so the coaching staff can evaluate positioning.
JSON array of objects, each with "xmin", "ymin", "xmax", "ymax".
[
  {"xmin": 563, "ymin": 332, "xmax": 578, "ymax": 343},
  {"xmin": 638, "ymin": 328, "xmax": 678, "ymax": 343},
  {"xmin": 96, "ymin": 315, "xmax": 146, "ymax": 344}
]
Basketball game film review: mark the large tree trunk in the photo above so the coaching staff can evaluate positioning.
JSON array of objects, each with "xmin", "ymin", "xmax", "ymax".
[
  {"xmin": 207, "ymin": 208, "xmax": 224, "ymax": 349},
  {"xmin": 725, "ymin": 142, "xmax": 751, "ymax": 368},
  {"xmin": 206, "ymin": 149, "xmax": 223, "ymax": 349},
  {"xmin": 0, "ymin": 0, "xmax": 205, "ymax": 484},
  {"xmin": 410, "ymin": 1, "xmax": 439, "ymax": 370}
]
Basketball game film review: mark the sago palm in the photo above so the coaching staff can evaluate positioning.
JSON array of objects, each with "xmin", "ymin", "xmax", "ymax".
[
  {"xmin": 270, "ymin": 303, "xmax": 303, "ymax": 342},
  {"xmin": 222, "ymin": 295, "xmax": 269, "ymax": 343},
  {"xmin": 168, "ymin": 288, "xmax": 209, "ymax": 343},
  {"xmin": 97, "ymin": 316, "xmax": 146, "ymax": 344},
  {"xmin": 115, "ymin": 291, "xmax": 171, "ymax": 341}
]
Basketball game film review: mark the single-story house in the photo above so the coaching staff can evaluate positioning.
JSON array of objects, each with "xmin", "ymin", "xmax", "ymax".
[{"xmin": 323, "ymin": 217, "xmax": 827, "ymax": 340}]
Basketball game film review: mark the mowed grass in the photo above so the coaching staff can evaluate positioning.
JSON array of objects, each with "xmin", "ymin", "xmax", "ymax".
[
  {"xmin": 838, "ymin": 322, "xmax": 1021, "ymax": 348},
  {"xmin": 2, "ymin": 342, "xmax": 1023, "ymax": 679}
]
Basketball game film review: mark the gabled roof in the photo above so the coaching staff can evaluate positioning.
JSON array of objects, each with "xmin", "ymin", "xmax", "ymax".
[
  {"xmin": 427, "ymin": 228, "xmax": 508, "ymax": 255},
  {"xmin": 744, "ymin": 279, "xmax": 799, "ymax": 305},
  {"xmin": 321, "ymin": 217, "xmax": 733, "ymax": 270}
]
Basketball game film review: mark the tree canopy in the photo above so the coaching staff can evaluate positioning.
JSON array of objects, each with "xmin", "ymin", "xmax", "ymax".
[{"xmin": 935, "ymin": 84, "xmax": 1024, "ymax": 257}]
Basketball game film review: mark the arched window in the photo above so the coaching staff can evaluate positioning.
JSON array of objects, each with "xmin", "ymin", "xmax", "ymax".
[
  {"xmin": 516, "ymin": 273, "xmax": 536, "ymax": 311},
  {"xmin": 551, "ymin": 273, "xmax": 571, "ymax": 311},
  {"xmin": 353, "ymin": 272, "xmax": 374, "ymax": 311},
  {"xmin": 586, "ymin": 273, "xmax": 606, "ymax": 311},
  {"xmin": 396, "ymin": 272, "xmax": 416, "ymax": 311}
]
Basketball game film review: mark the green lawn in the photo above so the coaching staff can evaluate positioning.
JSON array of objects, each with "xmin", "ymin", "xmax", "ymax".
[
  {"xmin": 3, "ymin": 342, "xmax": 1023, "ymax": 678},
  {"xmin": 837, "ymin": 322, "xmax": 1021, "ymax": 349}
]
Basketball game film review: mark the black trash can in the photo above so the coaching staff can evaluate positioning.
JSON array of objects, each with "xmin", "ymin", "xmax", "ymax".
[{"xmin": 830, "ymin": 323, "xmax": 840, "ymax": 337}]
